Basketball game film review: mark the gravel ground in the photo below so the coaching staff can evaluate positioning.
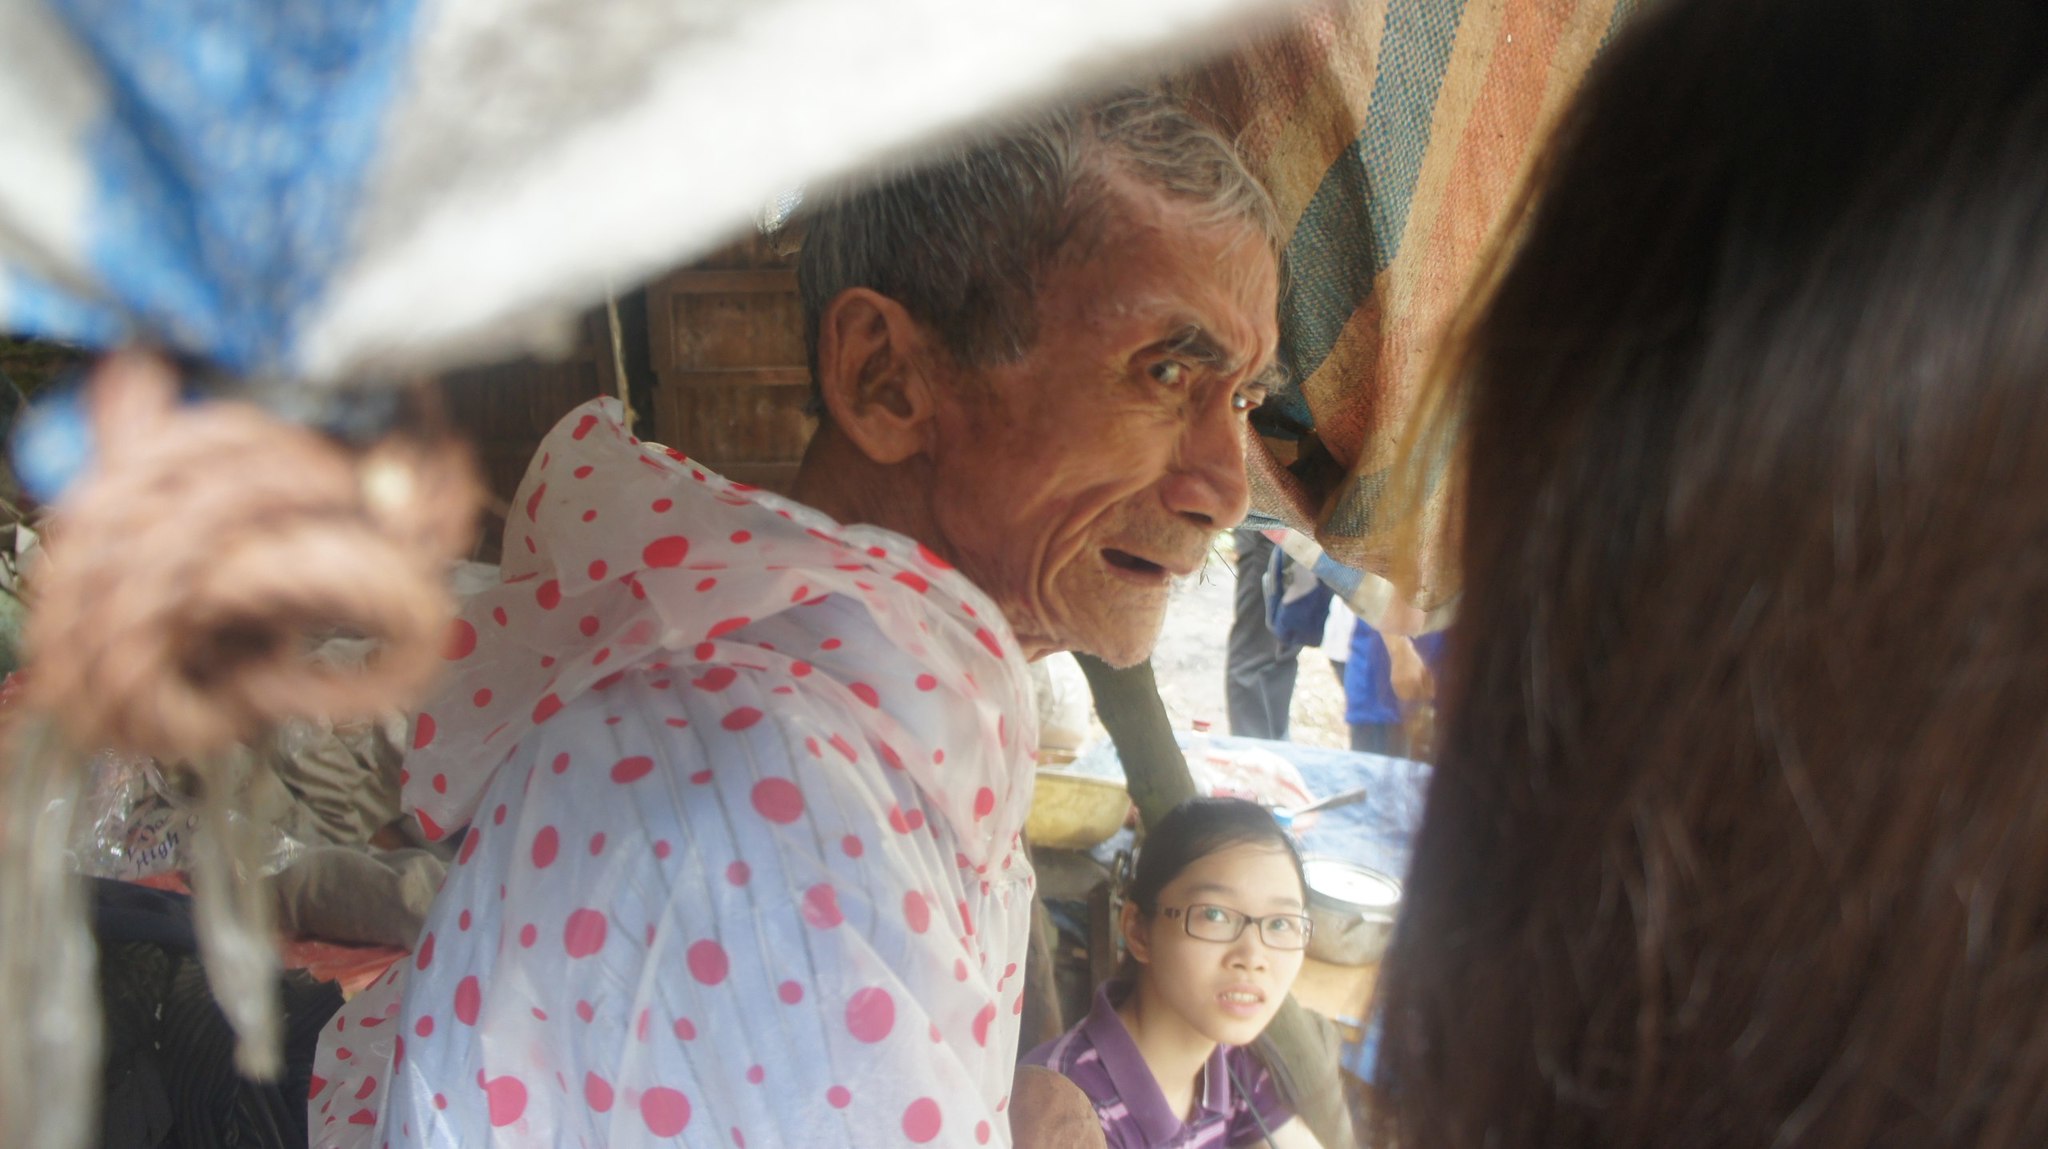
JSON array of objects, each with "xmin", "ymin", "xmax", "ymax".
[{"xmin": 1118, "ymin": 532, "xmax": 1352, "ymax": 751}]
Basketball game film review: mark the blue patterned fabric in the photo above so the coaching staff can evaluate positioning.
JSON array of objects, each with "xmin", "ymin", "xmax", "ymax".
[{"xmin": 7, "ymin": 0, "xmax": 422, "ymax": 377}]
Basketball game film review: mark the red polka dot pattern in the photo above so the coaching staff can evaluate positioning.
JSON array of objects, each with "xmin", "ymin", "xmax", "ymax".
[
  {"xmin": 640, "ymin": 1086, "xmax": 692, "ymax": 1136},
  {"xmin": 687, "ymin": 940, "xmax": 730, "ymax": 986},
  {"xmin": 584, "ymin": 1072, "xmax": 613, "ymax": 1113},
  {"xmin": 454, "ymin": 977, "xmax": 481, "ymax": 1026},
  {"xmin": 845, "ymin": 987, "xmax": 895, "ymax": 1044},
  {"xmin": 643, "ymin": 536, "xmax": 690, "ymax": 567},
  {"xmin": 483, "ymin": 1076, "xmax": 526, "ymax": 1127},
  {"xmin": 801, "ymin": 884, "xmax": 843, "ymax": 928},
  {"xmin": 903, "ymin": 1097, "xmax": 943, "ymax": 1143},
  {"xmin": 444, "ymin": 619, "xmax": 477, "ymax": 661},
  {"xmin": 609, "ymin": 755, "xmax": 654, "ymax": 784},
  {"xmin": 750, "ymin": 778, "xmax": 804, "ymax": 824},
  {"xmin": 563, "ymin": 909, "xmax": 607, "ymax": 958},
  {"xmin": 530, "ymin": 826, "xmax": 559, "ymax": 869},
  {"xmin": 318, "ymin": 399, "xmax": 1034, "ymax": 1149}
]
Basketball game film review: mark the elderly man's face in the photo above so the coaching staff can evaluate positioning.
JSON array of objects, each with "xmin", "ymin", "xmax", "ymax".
[{"xmin": 926, "ymin": 178, "xmax": 1280, "ymax": 666}]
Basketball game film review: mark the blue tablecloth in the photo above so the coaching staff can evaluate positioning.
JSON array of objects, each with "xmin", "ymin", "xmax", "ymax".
[{"xmin": 1080, "ymin": 735, "xmax": 1431, "ymax": 885}]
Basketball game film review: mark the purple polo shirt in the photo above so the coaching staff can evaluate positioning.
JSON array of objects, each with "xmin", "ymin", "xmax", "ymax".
[{"xmin": 1023, "ymin": 981, "xmax": 1294, "ymax": 1149}]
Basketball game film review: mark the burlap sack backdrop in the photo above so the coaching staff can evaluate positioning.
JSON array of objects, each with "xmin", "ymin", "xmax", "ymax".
[{"xmin": 1173, "ymin": 0, "xmax": 1645, "ymax": 626}]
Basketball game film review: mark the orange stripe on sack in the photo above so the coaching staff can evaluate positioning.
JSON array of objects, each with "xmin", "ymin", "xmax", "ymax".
[
  {"xmin": 1388, "ymin": 0, "xmax": 1576, "ymax": 429},
  {"xmin": 1259, "ymin": 0, "xmax": 1390, "ymax": 238}
]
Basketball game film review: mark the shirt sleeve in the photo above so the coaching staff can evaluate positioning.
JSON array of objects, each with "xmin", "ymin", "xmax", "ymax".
[{"xmin": 349, "ymin": 663, "xmax": 1012, "ymax": 1148}]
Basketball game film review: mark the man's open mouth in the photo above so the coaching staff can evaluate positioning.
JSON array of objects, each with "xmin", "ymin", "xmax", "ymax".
[{"xmin": 1102, "ymin": 548, "xmax": 1169, "ymax": 579}]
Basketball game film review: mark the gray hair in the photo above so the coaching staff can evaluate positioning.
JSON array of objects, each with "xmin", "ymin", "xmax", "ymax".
[{"xmin": 797, "ymin": 90, "xmax": 1280, "ymax": 400}]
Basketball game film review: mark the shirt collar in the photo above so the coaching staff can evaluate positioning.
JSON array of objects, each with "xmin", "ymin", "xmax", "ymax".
[
  {"xmin": 1199, "ymin": 1043, "xmax": 1234, "ymax": 1117},
  {"xmin": 1081, "ymin": 981, "xmax": 1237, "ymax": 1144}
]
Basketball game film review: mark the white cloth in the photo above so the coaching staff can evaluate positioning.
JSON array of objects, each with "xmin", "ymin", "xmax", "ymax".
[
  {"xmin": 0, "ymin": 0, "xmax": 1289, "ymax": 384},
  {"xmin": 310, "ymin": 398, "xmax": 1039, "ymax": 1147},
  {"xmin": 1321, "ymin": 597, "xmax": 1356, "ymax": 659}
]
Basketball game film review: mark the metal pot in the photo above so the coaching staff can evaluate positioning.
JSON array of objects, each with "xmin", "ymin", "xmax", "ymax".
[{"xmin": 1303, "ymin": 857, "xmax": 1402, "ymax": 966}]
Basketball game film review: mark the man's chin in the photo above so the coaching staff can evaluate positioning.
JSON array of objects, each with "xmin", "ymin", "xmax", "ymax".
[
  {"xmin": 1058, "ymin": 614, "xmax": 1168, "ymax": 669},
  {"xmin": 1023, "ymin": 585, "xmax": 1169, "ymax": 666},
  {"xmin": 1077, "ymin": 639, "xmax": 1157, "ymax": 670},
  {"xmin": 1009, "ymin": 623, "xmax": 1159, "ymax": 668}
]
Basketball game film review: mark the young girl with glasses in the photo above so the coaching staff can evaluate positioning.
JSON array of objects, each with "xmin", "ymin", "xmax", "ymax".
[{"xmin": 1024, "ymin": 796, "xmax": 1328, "ymax": 1148}]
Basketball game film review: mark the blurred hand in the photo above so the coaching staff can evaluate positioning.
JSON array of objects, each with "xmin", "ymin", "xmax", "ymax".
[{"xmin": 1382, "ymin": 633, "xmax": 1434, "ymax": 709}]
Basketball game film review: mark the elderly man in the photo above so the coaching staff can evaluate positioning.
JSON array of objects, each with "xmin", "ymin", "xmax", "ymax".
[{"xmin": 309, "ymin": 90, "xmax": 1280, "ymax": 1148}]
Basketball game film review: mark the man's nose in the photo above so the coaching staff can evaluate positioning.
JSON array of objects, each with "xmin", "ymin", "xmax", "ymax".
[{"xmin": 1162, "ymin": 402, "xmax": 1252, "ymax": 530}]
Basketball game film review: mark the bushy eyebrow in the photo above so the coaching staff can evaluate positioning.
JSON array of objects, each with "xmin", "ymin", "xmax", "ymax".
[
  {"xmin": 1162, "ymin": 324, "xmax": 1230, "ymax": 367},
  {"xmin": 1159, "ymin": 323, "xmax": 1288, "ymax": 393},
  {"xmin": 1249, "ymin": 357, "xmax": 1290, "ymax": 395}
]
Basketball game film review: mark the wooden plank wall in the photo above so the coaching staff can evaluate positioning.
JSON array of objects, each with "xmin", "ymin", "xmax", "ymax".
[
  {"xmin": 437, "ymin": 230, "xmax": 812, "ymax": 563},
  {"xmin": 644, "ymin": 232, "xmax": 816, "ymax": 494}
]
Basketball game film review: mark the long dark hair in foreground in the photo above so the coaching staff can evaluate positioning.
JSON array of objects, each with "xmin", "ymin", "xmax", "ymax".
[{"xmin": 1375, "ymin": 1, "xmax": 2048, "ymax": 1146}]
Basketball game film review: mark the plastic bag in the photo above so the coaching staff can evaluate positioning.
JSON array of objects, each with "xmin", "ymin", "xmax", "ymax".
[
  {"xmin": 70, "ymin": 750, "xmax": 305, "ymax": 881},
  {"xmin": 1178, "ymin": 730, "xmax": 1317, "ymax": 813}
]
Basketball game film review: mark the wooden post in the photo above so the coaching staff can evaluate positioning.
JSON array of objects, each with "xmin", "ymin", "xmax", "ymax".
[
  {"xmin": 1074, "ymin": 653, "xmax": 1358, "ymax": 1149},
  {"xmin": 1071, "ymin": 654, "xmax": 1195, "ymax": 822}
]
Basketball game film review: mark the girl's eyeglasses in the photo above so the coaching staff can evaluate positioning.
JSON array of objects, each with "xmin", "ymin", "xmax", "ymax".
[{"xmin": 1162, "ymin": 903, "xmax": 1313, "ymax": 950}]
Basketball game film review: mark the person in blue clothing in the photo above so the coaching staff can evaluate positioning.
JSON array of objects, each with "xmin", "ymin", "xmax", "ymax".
[{"xmin": 1343, "ymin": 618, "xmax": 1446, "ymax": 760}]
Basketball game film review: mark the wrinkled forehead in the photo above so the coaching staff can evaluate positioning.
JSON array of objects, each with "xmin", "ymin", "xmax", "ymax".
[
  {"xmin": 1046, "ymin": 181, "xmax": 1281, "ymax": 365},
  {"xmin": 1066, "ymin": 169, "xmax": 1280, "ymax": 283}
]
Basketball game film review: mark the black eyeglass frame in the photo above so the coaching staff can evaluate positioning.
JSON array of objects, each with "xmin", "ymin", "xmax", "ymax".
[{"xmin": 1160, "ymin": 903, "xmax": 1314, "ymax": 950}]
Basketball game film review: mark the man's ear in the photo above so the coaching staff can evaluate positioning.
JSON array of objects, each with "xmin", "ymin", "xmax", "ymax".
[
  {"xmin": 1120, "ymin": 900, "xmax": 1152, "ymax": 966},
  {"xmin": 815, "ymin": 287, "xmax": 938, "ymax": 465}
]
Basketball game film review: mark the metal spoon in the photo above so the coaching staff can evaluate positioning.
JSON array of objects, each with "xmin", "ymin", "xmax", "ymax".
[{"xmin": 1272, "ymin": 785, "xmax": 1370, "ymax": 828}]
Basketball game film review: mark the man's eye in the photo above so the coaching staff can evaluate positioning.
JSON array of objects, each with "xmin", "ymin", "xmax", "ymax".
[
  {"xmin": 1266, "ymin": 916, "xmax": 1299, "ymax": 935},
  {"xmin": 1150, "ymin": 360, "xmax": 1188, "ymax": 387},
  {"xmin": 1199, "ymin": 906, "xmax": 1231, "ymax": 923},
  {"xmin": 1232, "ymin": 391, "xmax": 1261, "ymax": 413}
]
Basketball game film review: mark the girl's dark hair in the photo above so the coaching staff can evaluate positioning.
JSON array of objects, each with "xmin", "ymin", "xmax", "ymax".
[
  {"xmin": 1126, "ymin": 796, "xmax": 1306, "ymax": 916},
  {"xmin": 1376, "ymin": 1, "xmax": 2048, "ymax": 1147}
]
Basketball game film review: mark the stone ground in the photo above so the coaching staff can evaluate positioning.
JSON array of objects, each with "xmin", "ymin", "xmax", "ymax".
[{"xmin": 1109, "ymin": 532, "xmax": 1352, "ymax": 751}]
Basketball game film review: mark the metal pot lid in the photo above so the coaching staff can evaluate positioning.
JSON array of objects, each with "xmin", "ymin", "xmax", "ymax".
[{"xmin": 1303, "ymin": 859, "xmax": 1402, "ymax": 910}]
